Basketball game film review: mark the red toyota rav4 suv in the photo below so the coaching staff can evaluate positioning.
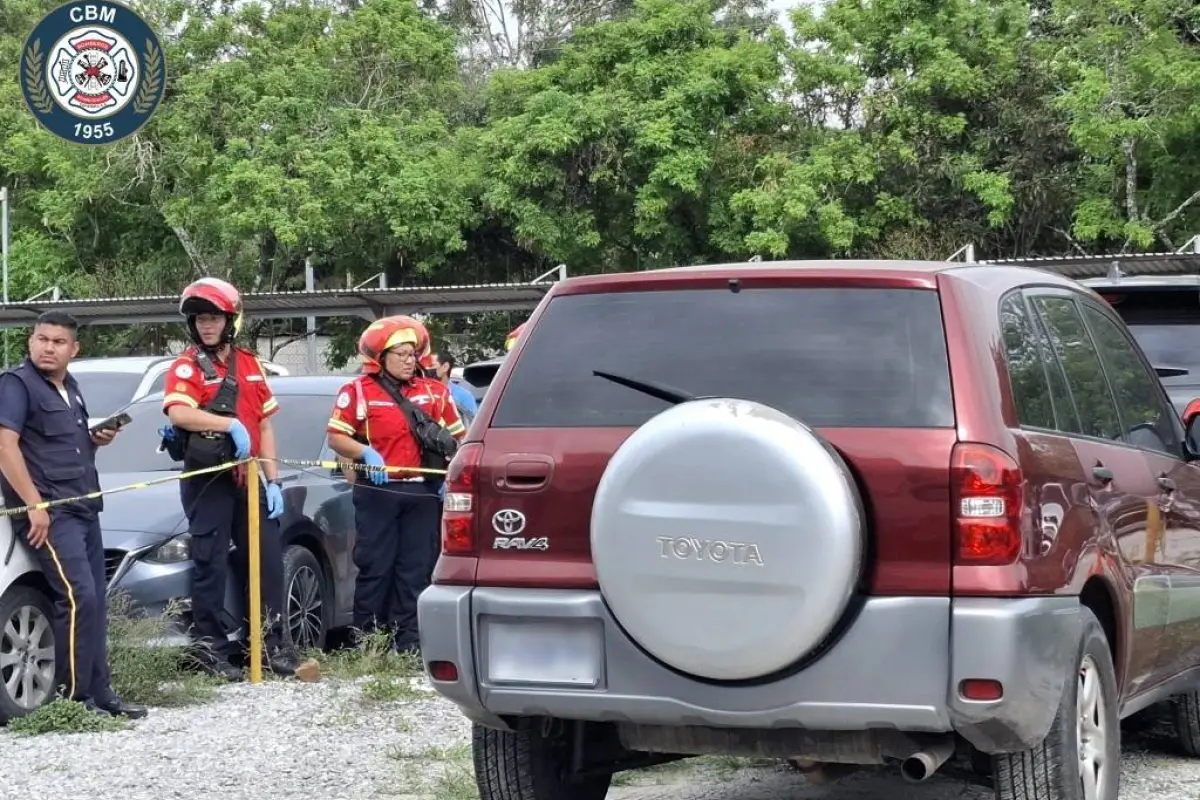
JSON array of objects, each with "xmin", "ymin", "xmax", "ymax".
[{"xmin": 418, "ymin": 260, "xmax": 1200, "ymax": 800}]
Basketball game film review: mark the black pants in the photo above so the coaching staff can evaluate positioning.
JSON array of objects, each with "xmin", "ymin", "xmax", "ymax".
[
  {"xmin": 351, "ymin": 480, "xmax": 440, "ymax": 648},
  {"xmin": 180, "ymin": 473, "xmax": 285, "ymax": 662},
  {"xmin": 15, "ymin": 511, "xmax": 113, "ymax": 704}
]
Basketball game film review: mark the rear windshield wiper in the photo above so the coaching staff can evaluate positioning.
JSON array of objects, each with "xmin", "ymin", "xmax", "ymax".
[{"xmin": 592, "ymin": 370, "xmax": 695, "ymax": 406}]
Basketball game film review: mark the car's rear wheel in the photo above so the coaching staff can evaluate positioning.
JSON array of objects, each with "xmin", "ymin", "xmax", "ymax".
[
  {"xmin": 0, "ymin": 585, "xmax": 56, "ymax": 724},
  {"xmin": 992, "ymin": 607, "xmax": 1118, "ymax": 800},
  {"xmin": 283, "ymin": 545, "xmax": 328, "ymax": 651},
  {"xmin": 1169, "ymin": 690, "xmax": 1200, "ymax": 756},
  {"xmin": 474, "ymin": 719, "xmax": 611, "ymax": 800}
]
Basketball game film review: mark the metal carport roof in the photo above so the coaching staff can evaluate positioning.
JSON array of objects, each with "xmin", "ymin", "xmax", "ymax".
[
  {"xmin": 980, "ymin": 252, "xmax": 1200, "ymax": 279},
  {"xmin": 0, "ymin": 283, "xmax": 550, "ymax": 329}
]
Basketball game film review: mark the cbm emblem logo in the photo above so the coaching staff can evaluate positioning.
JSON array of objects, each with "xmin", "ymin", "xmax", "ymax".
[{"xmin": 20, "ymin": 1, "xmax": 166, "ymax": 146}]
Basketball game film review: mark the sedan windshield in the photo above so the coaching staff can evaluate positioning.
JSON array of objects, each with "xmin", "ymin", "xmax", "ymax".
[{"xmin": 95, "ymin": 394, "xmax": 335, "ymax": 473}]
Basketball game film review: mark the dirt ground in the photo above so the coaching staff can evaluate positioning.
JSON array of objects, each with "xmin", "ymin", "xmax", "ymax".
[{"xmin": 607, "ymin": 705, "xmax": 1197, "ymax": 800}]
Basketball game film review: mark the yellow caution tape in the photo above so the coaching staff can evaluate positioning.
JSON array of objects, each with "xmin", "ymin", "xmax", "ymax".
[
  {"xmin": 0, "ymin": 459, "xmax": 250, "ymax": 519},
  {"xmin": 266, "ymin": 457, "xmax": 448, "ymax": 477},
  {"xmin": 0, "ymin": 454, "xmax": 450, "ymax": 520}
]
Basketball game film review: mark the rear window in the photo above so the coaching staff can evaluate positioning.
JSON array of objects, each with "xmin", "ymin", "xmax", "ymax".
[
  {"xmin": 490, "ymin": 287, "xmax": 954, "ymax": 429},
  {"xmin": 1097, "ymin": 289, "xmax": 1200, "ymax": 387}
]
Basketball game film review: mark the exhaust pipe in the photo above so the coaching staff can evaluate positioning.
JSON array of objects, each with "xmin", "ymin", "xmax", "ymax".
[{"xmin": 900, "ymin": 739, "xmax": 955, "ymax": 783}]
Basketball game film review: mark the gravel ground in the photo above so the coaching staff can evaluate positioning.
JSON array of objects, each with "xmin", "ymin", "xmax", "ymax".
[{"xmin": 1, "ymin": 679, "xmax": 1196, "ymax": 800}]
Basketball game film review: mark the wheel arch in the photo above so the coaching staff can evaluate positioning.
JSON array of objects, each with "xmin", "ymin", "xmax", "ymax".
[
  {"xmin": 1080, "ymin": 575, "xmax": 1121, "ymax": 687},
  {"xmin": 283, "ymin": 521, "xmax": 335, "ymax": 602}
]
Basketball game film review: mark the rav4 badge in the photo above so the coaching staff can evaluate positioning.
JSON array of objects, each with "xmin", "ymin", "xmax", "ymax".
[{"xmin": 493, "ymin": 536, "xmax": 550, "ymax": 551}]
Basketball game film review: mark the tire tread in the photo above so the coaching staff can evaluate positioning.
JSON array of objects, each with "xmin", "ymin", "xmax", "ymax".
[
  {"xmin": 1172, "ymin": 691, "xmax": 1200, "ymax": 757},
  {"xmin": 473, "ymin": 720, "xmax": 610, "ymax": 800}
]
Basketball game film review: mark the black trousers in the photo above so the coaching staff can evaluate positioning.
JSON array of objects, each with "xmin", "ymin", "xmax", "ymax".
[
  {"xmin": 351, "ymin": 480, "xmax": 440, "ymax": 647},
  {"xmin": 180, "ymin": 473, "xmax": 285, "ymax": 661},
  {"xmin": 15, "ymin": 511, "xmax": 112, "ymax": 703}
]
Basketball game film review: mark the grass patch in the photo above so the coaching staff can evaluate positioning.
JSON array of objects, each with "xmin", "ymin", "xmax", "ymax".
[
  {"xmin": 609, "ymin": 755, "xmax": 762, "ymax": 786},
  {"xmin": 6, "ymin": 593, "xmax": 223, "ymax": 736},
  {"xmin": 310, "ymin": 628, "xmax": 425, "ymax": 703},
  {"xmin": 106, "ymin": 593, "xmax": 223, "ymax": 707},
  {"xmin": 6, "ymin": 698, "xmax": 128, "ymax": 736},
  {"xmin": 389, "ymin": 742, "xmax": 475, "ymax": 800}
]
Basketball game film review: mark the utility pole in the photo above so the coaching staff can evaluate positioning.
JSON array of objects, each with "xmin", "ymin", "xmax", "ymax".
[
  {"xmin": 304, "ymin": 249, "xmax": 317, "ymax": 374},
  {"xmin": 1, "ymin": 186, "xmax": 9, "ymax": 369}
]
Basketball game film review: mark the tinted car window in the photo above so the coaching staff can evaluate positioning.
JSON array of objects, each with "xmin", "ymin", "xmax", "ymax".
[
  {"xmin": 1032, "ymin": 296, "xmax": 1122, "ymax": 441},
  {"xmin": 1094, "ymin": 288, "xmax": 1200, "ymax": 389},
  {"xmin": 147, "ymin": 371, "xmax": 167, "ymax": 396},
  {"xmin": 1081, "ymin": 303, "xmax": 1180, "ymax": 455},
  {"xmin": 72, "ymin": 371, "xmax": 144, "ymax": 417},
  {"xmin": 999, "ymin": 293, "xmax": 1056, "ymax": 430},
  {"xmin": 1027, "ymin": 299, "xmax": 1083, "ymax": 434},
  {"xmin": 491, "ymin": 287, "xmax": 955, "ymax": 429},
  {"xmin": 96, "ymin": 393, "xmax": 333, "ymax": 473}
]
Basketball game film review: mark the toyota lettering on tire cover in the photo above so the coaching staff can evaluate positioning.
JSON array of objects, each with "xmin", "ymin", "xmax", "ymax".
[{"xmin": 20, "ymin": 1, "xmax": 167, "ymax": 146}]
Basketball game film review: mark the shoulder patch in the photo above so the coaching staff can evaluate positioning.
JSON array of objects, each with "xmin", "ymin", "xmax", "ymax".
[
  {"xmin": 175, "ymin": 363, "xmax": 194, "ymax": 380},
  {"xmin": 336, "ymin": 392, "xmax": 351, "ymax": 409}
]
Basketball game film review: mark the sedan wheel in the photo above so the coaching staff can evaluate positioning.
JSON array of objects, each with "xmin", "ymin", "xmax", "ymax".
[
  {"xmin": 0, "ymin": 587, "xmax": 56, "ymax": 722},
  {"xmin": 284, "ymin": 546, "xmax": 327, "ymax": 650}
]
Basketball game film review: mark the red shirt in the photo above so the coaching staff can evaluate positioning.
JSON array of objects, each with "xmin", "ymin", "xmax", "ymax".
[
  {"xmin": 162, "ymin": 346, "xmax": 279, "ymax": 457},
  {"xmin": 327, "ymin": 375, "xmax": 465, "ymax": 471}
]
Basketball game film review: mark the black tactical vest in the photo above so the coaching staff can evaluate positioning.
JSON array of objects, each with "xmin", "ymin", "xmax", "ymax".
[{"xmin": 0, "ymin": 359, "xmax": 102, "ymax": 517}]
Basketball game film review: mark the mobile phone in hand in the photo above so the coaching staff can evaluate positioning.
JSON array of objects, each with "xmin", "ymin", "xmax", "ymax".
[{"xmin": 89, "ymin": 412, "xmax": 132, "ymax": 435}]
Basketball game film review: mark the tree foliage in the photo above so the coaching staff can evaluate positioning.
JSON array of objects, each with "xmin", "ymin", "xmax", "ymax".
[{"xmin": 1, "ymin": 0, "xmax": 1199, "ymax": 362}]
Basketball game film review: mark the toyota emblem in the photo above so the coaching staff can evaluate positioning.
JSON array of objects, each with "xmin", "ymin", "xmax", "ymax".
[{"xmin": 492, "ymin": 509, "xmax": 527, "ymax": 535}]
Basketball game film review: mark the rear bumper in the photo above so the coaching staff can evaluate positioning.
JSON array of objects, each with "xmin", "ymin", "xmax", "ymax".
[{"xmin": 417, "ymin": 586, "xmax": 1081, "ymax": 754}]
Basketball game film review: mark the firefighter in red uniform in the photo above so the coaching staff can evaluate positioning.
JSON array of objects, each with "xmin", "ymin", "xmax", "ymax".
[
  {"xmin": 160, "ymin": 278, "xmax": 301, "ymax": 680},
  {"xmin": 326, "ymin": 316, "xmax": 466, "ymax": 654}
]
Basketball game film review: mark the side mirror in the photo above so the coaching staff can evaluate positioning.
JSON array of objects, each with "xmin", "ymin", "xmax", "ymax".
[
  {"xmin": 1186, "ymin": 407, "xmax": 1200, "ymax": 461},
  {"xmin": 1185, "ymin": 399, "xmax": 1200, "ymax": 428}
]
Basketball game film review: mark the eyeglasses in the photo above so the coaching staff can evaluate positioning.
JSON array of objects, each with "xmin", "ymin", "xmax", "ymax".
[{"xmin": 388, "ymin": 351, "xmax": 417, "ymax": 361}]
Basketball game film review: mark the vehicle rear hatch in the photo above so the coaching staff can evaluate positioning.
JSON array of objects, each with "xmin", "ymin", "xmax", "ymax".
[
  {"xmin": 1090, "ymin": 282, "xmax": 1200, "ymax": 414},
  {"xmin": 467, "ymin": 272, "xmax": 959, "ymax": 594}
]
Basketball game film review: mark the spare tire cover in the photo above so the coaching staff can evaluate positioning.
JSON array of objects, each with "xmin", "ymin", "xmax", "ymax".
[{"xmin": 591, "ymin": 398, "xmax": 864, "ymax": 682}]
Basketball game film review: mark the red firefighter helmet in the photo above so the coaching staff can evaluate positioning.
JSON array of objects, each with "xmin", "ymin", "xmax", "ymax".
[
  {"xmin": 179, "ymin": 277, "xmax": 243, "ymax": 346},
  {"xmin": 358, "ymin": 316, "xmax": 430, "ymax": 375},
  {"xmin": 504, "ymin": 321, "xmax": 526, "ymax": 353}
]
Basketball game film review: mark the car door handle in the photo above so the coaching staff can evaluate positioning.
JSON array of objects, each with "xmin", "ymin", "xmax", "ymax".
[
  {"xmin": 1157, "ymin": 475, "xmax": 1177, "ymax": 493},
  {"xmin": 502, "ymin": 458, "xmax": 553, "ymax": 490},
  {"xmin": 1092, "ymin": 465, "xmax": 1114, "ymax": 485}
]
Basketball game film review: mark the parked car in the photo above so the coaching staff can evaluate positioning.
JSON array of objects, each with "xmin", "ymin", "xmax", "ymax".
[
  {"xmin": 419, "ymin": 259, "xmax": 1200, "ymax": 800},
  {"xmin": 0, "ymin": 514, "xmax": 56, "ymax": 724},
  {"xmin": 0, "ymin": 374, "xmax": 361, "ymax": 723},
  {"xmin": 460, "ymin": 357, "xmax": 503, "ymax": 403},
  {"xmin": 93, "ymin": 375, "xmax": 359, "ymax": 651},
  {"xmin": 1080, "ymin": 274, "xmax": 1200, "ymax": 418},
  {"xmin": 71, "ymin": 355, "xmax": 290, "ymax": 423}
]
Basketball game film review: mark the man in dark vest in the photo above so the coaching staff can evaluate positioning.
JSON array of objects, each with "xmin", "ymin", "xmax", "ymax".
[{"xmin": 0, "ymin": 312, "xmax": 147, "ymax": 719}]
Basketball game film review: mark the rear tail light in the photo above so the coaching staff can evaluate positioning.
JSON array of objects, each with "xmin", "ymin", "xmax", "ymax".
[
  {"xmin": 442, "ymin": 442, "xmax": 482, "ymax": 556},
  {"xmin": 951, "ymin": 442, "xmax": 1023, "ymax": 565}
]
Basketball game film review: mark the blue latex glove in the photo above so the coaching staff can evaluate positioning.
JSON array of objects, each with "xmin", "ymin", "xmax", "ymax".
[
  {"xmin": 159, "ymin": 424, "xmax": 177, "ymax": 441},
  {"xmin": 227, "ymin": 419, "xmax": 251, "ymax": 459},
  {"xmin": 265, "ymin": 482, "xmax": 284, "ymax": 520},
  {"xmin": 438, "ymin": 481, "xmax": 447, "ymax": 501},
  {"xmin": 361, "ymin": 447, "xmax": 388, "ymax": 485}
]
